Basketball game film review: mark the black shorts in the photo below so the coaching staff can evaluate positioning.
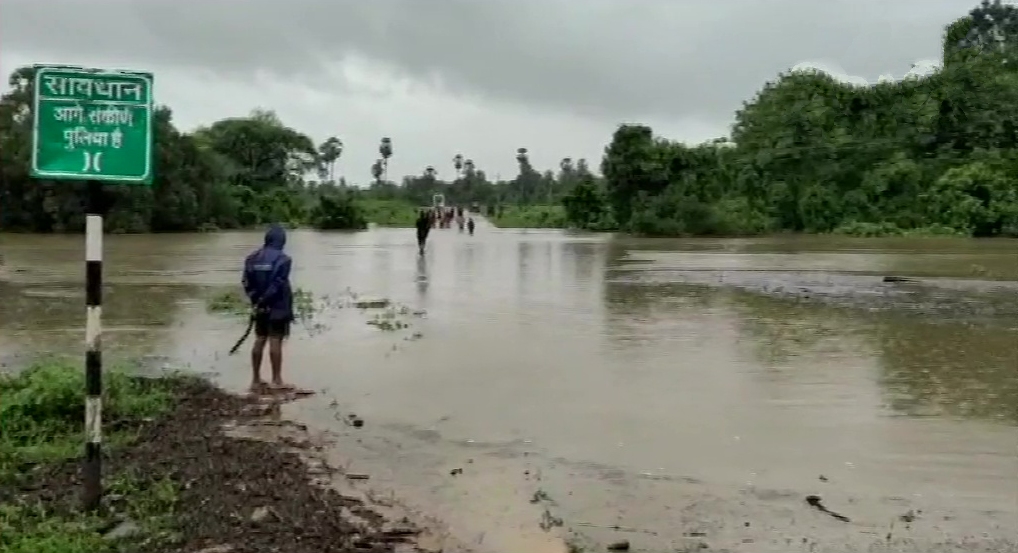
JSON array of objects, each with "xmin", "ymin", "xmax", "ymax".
[
  {"xmin": 416, "ymin": 232, "xmax": 428, "ymax": 245},
  {"xmin": 254, "ymin": 312, "xmax": 290, "ymax": 338}
]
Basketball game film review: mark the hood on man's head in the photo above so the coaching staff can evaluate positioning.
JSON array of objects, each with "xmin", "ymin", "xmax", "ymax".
[{"xmin": 264, "ymin": 224, "xmax": 286, "ymax": 249}]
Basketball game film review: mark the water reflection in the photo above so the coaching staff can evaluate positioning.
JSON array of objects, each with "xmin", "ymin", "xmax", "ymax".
[
  {"xmin": 561, "ymin": 241, "xmax": 599, "ymax": 285},
  {"xmin": 516, "ymin": 240, "xmax": 531, "ymax": 298},
  {"xmin": 371, "ymin": 244, "xmax": 394, "ymax": 290},
  {"xmin": 608, "ymin": 275, "xmax": 1018, "ymax": 427},
  {"xmin": 728, "ymin": 292, "xmax": 867, "ymax": 371},
  {"xmin": 415, "ymin": 254, "xmax": 429, "ymax": 300},
  {"xmin": 0, "ymin": 234, "xmax": 200, "ymax": 361},
  {"xmin": 873, "ymin": 315, "xmax": 1018, "ymax": 423}
]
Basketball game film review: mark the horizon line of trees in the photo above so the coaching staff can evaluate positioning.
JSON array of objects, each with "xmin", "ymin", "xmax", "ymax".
[
  {"xmin": 560, "ymin": 0, "xmax": 1018, "ymax": 238},
  {"xmin": 0, "ymin": 66, "xmax": 594, "ymax": 233},
  {"xmin": 2, "ymin": 1, "xmax": 1017, "ymax": 237}
]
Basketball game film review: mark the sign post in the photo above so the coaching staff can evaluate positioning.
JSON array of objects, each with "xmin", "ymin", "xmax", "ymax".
[{"xmin": 30, "ymin": 65, "xmax": 154, "ymax": 511}]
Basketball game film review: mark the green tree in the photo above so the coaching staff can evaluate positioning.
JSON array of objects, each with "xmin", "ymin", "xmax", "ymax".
[
  {"xmin": 379, "ymin": 137, "xmax": 393, "ymax": 182},
  {"xmin": 311, "ymin": 189, "xmax": 368, "ymax": 230},
  {"xmin": 370, "ymin": 159, "xmax": 384, "ymax": 185},
  {"xmin": 318, "ymin": 136, "xmax": 343, "ymax": 183},
  {"xmin": 560, "ymin": 1, "xmax": 1018, "ymax": 238}
]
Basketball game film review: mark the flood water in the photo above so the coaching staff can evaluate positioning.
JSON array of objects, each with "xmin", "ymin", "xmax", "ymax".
[{"xmin": 2, "ymin": 221, "xmax": 1016, "ymax": 552}]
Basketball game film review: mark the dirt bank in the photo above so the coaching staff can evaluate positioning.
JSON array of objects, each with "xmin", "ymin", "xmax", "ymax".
[{"xmin": 3, "ymin": 377, "xmax": 433, "ymax": 553}]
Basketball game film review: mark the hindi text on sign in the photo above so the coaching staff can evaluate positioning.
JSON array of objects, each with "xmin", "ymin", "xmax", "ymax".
[{"xmin": 41, "ymin": 75, "xmax": 145, "ymax": 102}]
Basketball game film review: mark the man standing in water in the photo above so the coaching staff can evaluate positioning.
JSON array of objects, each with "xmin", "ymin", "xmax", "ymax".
[
  {"xmin": 415, "ymin": 209, "xmax": 431, "ymax": 255},
  {"xmin": 243, "ymin": 224, "xmax": 295, "ymax": 394},
  {"xmin": 467, "ymin": 217, "xmax": 475, "ymax": 235}
]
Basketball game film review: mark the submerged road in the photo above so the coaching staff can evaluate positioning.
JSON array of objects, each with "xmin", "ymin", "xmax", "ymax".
[{"xmin": 1, "ymin": 223, "xmax": 1016, "ymax": 552}]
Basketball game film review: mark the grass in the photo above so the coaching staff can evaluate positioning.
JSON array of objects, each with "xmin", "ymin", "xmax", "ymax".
[
  {"xmin": 205, "ymin": 287, "xmax": 317, "ymax": 323},
  {"xmin": 0, "ymin": 359, "xmax": 184, "ymax": 553},
  {"xmin": 357, "ymin": 198, "xmax": 419, "ymax": 227},
  {"xmin": 490, "ymin": 205, "xmax": 568, "ymax": 228},
  {"xmin": 206, "ymin": 287, "xmax": 426, "ymax": 335}
]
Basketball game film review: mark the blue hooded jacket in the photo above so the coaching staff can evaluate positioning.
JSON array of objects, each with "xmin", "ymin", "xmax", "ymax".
[{"xmin": 242, "ymin": 224, "xmax": 293, "ymax": 321}]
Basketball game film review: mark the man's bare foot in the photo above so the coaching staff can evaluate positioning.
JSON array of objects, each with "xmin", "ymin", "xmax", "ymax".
[
  {"xmin": 268, "ymin": 382, "xmax": 315, "ymax": 397},
  {"xmin": 248, "ymin": 381, "xmax": 267, "ymax": 395},
  {"xmin": 269, "ymin": 381, "xmax": 296, "ymax": 392}
]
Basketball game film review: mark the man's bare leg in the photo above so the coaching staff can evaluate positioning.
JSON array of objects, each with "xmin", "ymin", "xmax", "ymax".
[
  {"xmin": 250, "ymin": 336, "xmax": 267, "ymax": 393},
  {"xmin": 268, "ymin": 336, "xmax": 292, "ymax": 390}
]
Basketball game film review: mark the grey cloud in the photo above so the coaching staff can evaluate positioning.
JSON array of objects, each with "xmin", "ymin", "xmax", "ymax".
[{"xmin": 1, "ymin": 0, "xmax": 975, "ymax": 123}]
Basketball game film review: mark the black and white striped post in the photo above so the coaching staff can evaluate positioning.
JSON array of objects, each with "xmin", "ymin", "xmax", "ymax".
[{"xmin": 83, "ymin": 179, "xmax": 104, "ymax": 511}]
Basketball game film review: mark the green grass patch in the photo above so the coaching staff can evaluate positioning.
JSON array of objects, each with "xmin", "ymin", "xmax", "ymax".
[
  {"xmin": 205, "ymin": 287, "xmax": 317, "ymax": 322},
  {"xmin": 0, "ymin": 359, "xmax": 175, "ymax": 466},
  {"xmin": 0, "ymin": 359, "xmax": 185, "ymax": 552},
  {"xmin": 205, "ymin": 288, "xmax": 249, "ymax": 315},
  {"xmin": 358, "ymin": 198, "xmax": 419, "ymax": 227},
  {"xmin": 490, "ymin": 205, "xmax": 568, "ymax": 228}
]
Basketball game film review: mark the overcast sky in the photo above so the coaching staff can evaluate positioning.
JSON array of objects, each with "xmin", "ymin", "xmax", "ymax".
[{"xmin": 0, "ymin": 0, "xmax": 974, "ymax": 182}]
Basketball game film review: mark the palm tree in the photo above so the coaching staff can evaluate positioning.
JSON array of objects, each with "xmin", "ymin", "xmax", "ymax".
[
  {"xmin": 318, "ymin": 137, "xmax": 343, "ymax": 182},
  {"xmin": 576, "ymin": 158, "xmax": 590, "ymax": 174},
  {"xmin": 461, "ymin": 159, "xmax": 476, "ymax": 204},
  {"xmin": 379, "ymin": 137, "xmax": 393, "ymax": 181},
  {"xmin": 559, "ymin": 157, "xmax": 573, "ymax": 173},
  {"xmin": 453, "ymin": 154, "xmax": 464, "ymax": 179},
  {"xmin": 516, "ymin": 147, "xmax": 528, "ymax": 165}
]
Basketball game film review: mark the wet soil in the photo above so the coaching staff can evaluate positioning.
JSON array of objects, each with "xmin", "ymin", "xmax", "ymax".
[{"xmin": 4, "ymin": 378, "xmax": 422, "ymax": 553}]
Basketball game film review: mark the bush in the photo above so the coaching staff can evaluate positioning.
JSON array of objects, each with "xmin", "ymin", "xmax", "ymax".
[{"xmin": 310, "ymin": 191, "xmax": 368, "ymax": 230}]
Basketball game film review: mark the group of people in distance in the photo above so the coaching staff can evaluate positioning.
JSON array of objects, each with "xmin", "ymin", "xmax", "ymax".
[{"xmin": 415, "ymin": 205, "xmax": 475, "ymax": 255}]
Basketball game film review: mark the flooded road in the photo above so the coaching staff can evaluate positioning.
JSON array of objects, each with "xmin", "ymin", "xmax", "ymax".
[{"xmin": 1, "ymin": 225, "xmax": 1016, "ymax": 552}]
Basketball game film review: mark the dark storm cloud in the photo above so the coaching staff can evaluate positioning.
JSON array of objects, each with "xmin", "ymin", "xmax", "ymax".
[{"xmin": 0, "ymin": 0, "xmax": 973, "ymax": 121}]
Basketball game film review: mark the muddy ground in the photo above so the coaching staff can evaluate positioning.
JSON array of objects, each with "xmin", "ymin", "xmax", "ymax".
[{"xmin": 3, "ymin": 379, "xmax": 430, "ymax": 553}]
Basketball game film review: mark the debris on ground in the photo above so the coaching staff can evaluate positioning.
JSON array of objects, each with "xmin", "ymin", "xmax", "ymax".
[
  {"xmin": 5, "ymin": 377, "xmax": 419, "ymax": 553},
  {"xmin": 805, "ymin": 494, "xmax": 851, "ymax": 522}
]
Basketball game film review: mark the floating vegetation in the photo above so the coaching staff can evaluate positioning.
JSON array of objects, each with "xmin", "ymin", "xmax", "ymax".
[
  {"xmin": 205, "ymin": 289, "xmax": 248, "ymax": 315},
  {"xmin": 206, "ymin": 286, "xmax": 426, "ymax": 338},
  {"xmin": 206, "ymin": 287, "xmax": 320, "ymax": 322},
  {"xmin": 366, "ymin": 307, "xmax": 410, "ymax": 332},
  {"xmin": 353, "ymin": 299, "xmax": 390, "ymax": 309}
]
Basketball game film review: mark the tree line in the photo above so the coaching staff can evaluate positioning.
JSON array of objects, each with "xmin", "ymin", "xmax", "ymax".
[
  {"xmin": 3, "ymin": 1, "xmax": 1015, "ymax": 236},
  {"xmin": 562, "ymin": 0, "xmax": 1018, "ymax": 237},
  {"xmin": 0, "ymin": 67, "xmax": 590, "ymax": 233}
]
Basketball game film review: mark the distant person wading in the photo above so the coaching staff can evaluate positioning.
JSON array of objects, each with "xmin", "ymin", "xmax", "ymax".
[{"xmin": 416, "ymin": 210, "xmax": 432, "ymax": 255}]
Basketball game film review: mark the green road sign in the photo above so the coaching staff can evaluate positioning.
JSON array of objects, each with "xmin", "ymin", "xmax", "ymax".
[{"xmin": 31, "ymin": 65, "xmax": 154, "ymax": 184}]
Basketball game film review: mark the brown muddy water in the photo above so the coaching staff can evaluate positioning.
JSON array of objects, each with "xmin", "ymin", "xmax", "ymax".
[{"xmin": 1, "ymin": 223, "xmax": 1016, "ymax": 552}]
